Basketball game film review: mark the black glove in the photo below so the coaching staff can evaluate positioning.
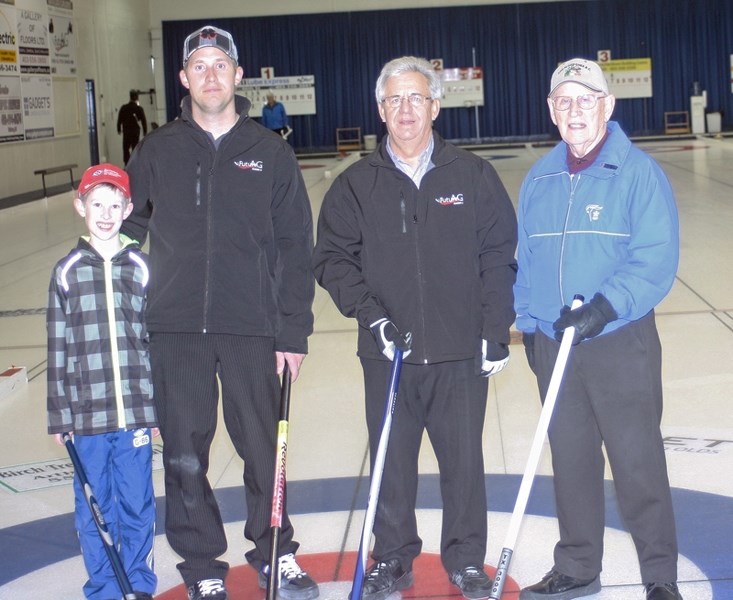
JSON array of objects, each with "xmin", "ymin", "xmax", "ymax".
[
  {"xmin": 553, "ymin": 293, "xmax": 618, "ymax": 344},
  {"xmin": 370, "ymin": 318, "xmax": 412, "ymax": 361},
  {"xmin": 522, "ymin": 332, "xmax": 536, "ymax": 373}
]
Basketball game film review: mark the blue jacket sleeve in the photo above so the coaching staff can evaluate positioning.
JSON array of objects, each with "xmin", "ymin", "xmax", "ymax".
[{"xmin": 599, "ymin": 156, "xmax": 679, "ymax": 321}]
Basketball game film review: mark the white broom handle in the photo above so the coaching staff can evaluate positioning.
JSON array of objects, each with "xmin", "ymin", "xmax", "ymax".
[{"xmin": 502, "ymin": 294, "xmax": 584, "ymax": 550}]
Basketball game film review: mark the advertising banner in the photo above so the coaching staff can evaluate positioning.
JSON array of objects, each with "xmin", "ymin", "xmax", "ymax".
[
  {"xmin": 599, "ymin": 58, "xmax": 652, "ymax": 99},
  {"xmin": 440, "ymin": 67, "xmax": 484, "ymax": 108}
]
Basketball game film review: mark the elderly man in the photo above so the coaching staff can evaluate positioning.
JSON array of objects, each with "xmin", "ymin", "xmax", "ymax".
[
  {"xmin": 313, "ymin": 56, "xmax": 517, "ymax": 600},
  {"xmin": 515, "ymin": 58, "xmax": 683, "ymax": 600},
  {"xmin": 261, "ymin": 92, "xmax": 289, "ymax": 137}
]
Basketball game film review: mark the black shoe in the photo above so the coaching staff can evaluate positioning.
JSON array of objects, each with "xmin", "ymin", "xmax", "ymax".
[
  {"xmin": 352, "ymin": 558, "xmax": 414, "ymax": 600},
  {"xmin": 519, "ymin": 569, "xmax": 601, "ymax": 599},
  {"xmin": 645, "ymin": 582, "xmax": 683, "ymax": 600},
  {"xmin": 257, "ymin": 553, "xmax": 319, "ymax": 599},
  {"xmin": 449, "ymin": 565, "xmax": 493, "ymax": 599},
  {"xmin": 133, "ymin": 594, "xmax": 154, "ymax": 600},
  {"xmin": 186, "ymin": 578, "xmax": 228, "ymax": 600}
]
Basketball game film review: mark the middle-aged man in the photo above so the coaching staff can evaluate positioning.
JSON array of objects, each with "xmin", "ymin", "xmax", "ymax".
[
  {"xmin": 313, "ymin": 56, "xmax": 517, "ymax": 600},
  {"xmin": 515, "ymin": 58, "xmax": 682, "ymax": 600},
  {"xmin": 122, "ymin": 26, "xmax": 318, "ymax": 600}
]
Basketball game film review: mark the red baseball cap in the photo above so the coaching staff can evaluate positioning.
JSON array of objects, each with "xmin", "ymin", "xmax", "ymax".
[{"xmin": 78, "ymin": 163, "xmax": 130, "ymax": 197}]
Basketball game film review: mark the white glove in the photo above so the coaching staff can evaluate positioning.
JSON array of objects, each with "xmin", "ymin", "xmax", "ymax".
[
  {"xmin": 370, "ymin": 318, "xmax": 412, "ymax": 361},
  {"xmin": 480, "ymin": 339, "xmax": 509, "ymax": 377}
]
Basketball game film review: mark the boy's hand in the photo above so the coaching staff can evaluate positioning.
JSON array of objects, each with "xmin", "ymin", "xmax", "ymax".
[{"xmin": 53, "ymin": 432, "xmax": 70, "ymax": 446}]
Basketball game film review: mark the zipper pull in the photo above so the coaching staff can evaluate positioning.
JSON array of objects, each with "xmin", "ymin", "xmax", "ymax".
[
  {"xmin": 400, "ymin": 191, "xmax": 406, "ymax": 233},
  {"xmin": 195, "ymin": 163, "xmax": 201, "ymax": 206}
]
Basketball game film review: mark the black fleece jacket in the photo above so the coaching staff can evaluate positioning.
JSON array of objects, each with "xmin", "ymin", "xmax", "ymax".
[
  {"xmin": 313, "ymin": 132, "xmax": 517, "ymax": 365},
  {"xmin": 122, "ymin": 95, "xmax": 314, "ymax": 353}
]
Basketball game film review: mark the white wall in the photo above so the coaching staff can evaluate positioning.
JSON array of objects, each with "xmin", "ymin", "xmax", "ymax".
[{"xmin": 1, "ymin": 0, "xmax": 155, "ymax": 200}]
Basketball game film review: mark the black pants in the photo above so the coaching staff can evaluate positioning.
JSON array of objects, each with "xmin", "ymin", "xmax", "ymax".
[
  {"xmin": 122, "ymin": 129, "xmax": 141, "ymax": 165},
  {"xmin": 149, "ymin": 333, "xmax": 298, "ymax": 585},
  {"xmin": 362, "ymin": 358, "xmax": 489, "ymax": 574},
  {"xmin": 534, "ymin": 312, "xmax": 678, "ymax": 583}
]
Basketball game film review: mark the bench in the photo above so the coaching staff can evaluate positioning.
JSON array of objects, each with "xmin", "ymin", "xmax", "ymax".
[{"xmin": 33, "ymin": 163, "xmax": 78, "ymax": 197}]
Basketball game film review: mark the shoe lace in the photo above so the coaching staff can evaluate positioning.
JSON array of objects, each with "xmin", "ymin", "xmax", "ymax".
[
  {"xmin": 196, "ymin": 579, "xmax": 226, "ymax": 596},
  {"xmin": 457, "ymin": 566, "xmax": 485, "ymax": 583},
  {"xmin": 461, "ymin": 567, "xmax": 483, "ymax": 579},
  {"xmin": 366, "ymin": 561, "xmax": 395, "ymax": 586},
  {"xmin": 279, "ymin": 552, "xmax": 308, "ymax": 581}
]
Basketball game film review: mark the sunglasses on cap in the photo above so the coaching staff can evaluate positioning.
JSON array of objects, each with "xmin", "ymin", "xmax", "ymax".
[{"xmin": 183, "ymin": 26, "xmax": 239, "ymax": 65}]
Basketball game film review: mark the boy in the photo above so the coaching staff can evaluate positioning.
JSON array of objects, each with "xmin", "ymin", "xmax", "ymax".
[{"xmin": 47, "ymin": 163, "xmax": 158, "ymax": 600}]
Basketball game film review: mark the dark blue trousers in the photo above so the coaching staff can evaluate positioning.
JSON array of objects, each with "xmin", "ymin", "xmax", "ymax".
[{"xmin": 74, "ymin": 429, "xmax": 156, "ymax": 599}]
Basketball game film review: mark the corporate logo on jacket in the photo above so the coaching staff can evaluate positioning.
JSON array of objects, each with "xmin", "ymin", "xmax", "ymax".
[
  {"xmin": 586, "ymin": 204, "xmax": 603, "ymax": 221},
  {"xmin": 434, "ymin": 193, "xmax": 464, "ymax": 206},
  {"xmin": 234, "ymin": 159, "xmax": 263, "ymax": 172}
]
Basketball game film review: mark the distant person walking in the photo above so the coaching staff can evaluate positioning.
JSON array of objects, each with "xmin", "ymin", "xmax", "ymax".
[{"xmin": 117, "ymin": 91, "xmax": 148, "ymax": 165}]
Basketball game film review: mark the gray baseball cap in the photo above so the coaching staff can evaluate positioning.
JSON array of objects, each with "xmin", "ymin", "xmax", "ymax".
[{"xmin": 182, "ymin": 25, "xmax": 238, "ymax": 66}]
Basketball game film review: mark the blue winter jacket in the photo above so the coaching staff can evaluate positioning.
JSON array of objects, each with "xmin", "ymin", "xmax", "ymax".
[
  {"xmin": 514, "ymin": 121, "xmax": 679, "ymax": 339},
  {"xmin": 261, "ymin": 101, "xmax": 288, "ymax": 130}
]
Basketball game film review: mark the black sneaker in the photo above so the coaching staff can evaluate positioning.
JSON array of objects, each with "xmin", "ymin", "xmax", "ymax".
[
  {"xmin": 352, "ymin": 558, "xmax": 414, "ymax": 600},
  {"xmin": 186, "ymin": 578, "xmax": 228, "ymax": 600},
  {"xmin": 645, "ymin": 582, "xmax": 683, "ymax": 600},
  {"xmin": 257, "ymin": 552, "xmax": 319, "ymax": 599},
  {"xmin": 519, "ymin": 569, "xmax": 600, "ymax": 599},
  {"xmin": 133, "ymin": 594, "xmax": 154, "ymax": 600},
  {"xmin": 449, "ymin": 565, "xmax": 493, "ymax": 599}
]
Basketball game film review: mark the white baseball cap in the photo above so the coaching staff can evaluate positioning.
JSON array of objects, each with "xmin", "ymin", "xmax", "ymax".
[{"xmin": 549, "ymin": 58, "xmax": 608, "ymax": 95}]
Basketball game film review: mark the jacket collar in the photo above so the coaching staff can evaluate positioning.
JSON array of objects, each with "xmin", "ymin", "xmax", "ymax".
[
  {"xmin": 540, "ymin": 121, "xmax": 630, "ymax": 179},
  {"xmin": 179, "ymin": 94, "xmax": 252, "ymax": 137},
  {"xmin": 370, "ymin": 130, "xmax": 459, "ymax": 168}
]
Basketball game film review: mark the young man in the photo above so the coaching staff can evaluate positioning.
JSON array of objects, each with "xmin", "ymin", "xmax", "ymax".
[
  {"xmin": 122, "ymin": 26, "xmax": 317, "ymax": 600},
  {"xmin": 47, "ymin": 163, "xmax": 157, "ymax": 600},
  {"xmin": 515, "ymin": 58, "xmax": 683, "ymax": 600},
  {"xmin": 313, "ymin": 56, "xmax": 517, "ymax": 600}
]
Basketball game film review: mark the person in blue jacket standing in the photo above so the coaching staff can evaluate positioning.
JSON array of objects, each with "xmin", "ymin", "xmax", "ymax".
[
  {"xmin": 262, "ymin": 92, "xmax": 289, "ymax": 138},
  {"xmin": 515, "ymin": 58, "xmax": 683, "ymax": 600}
]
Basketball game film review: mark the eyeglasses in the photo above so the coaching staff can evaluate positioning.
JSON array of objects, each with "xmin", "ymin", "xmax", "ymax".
[
  {"xmin": 382, "ymin": 94, "xmax": 433, "ymax": 108},
  {"xmin": 550, "ymin": 93, "xmax": 607, "ymax": 111}
]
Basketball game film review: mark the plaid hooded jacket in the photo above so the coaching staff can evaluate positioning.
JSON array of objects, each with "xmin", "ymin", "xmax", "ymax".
[{"xmin": 47, "ymin": 237, "xmax": 156, "ymax": 435}]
